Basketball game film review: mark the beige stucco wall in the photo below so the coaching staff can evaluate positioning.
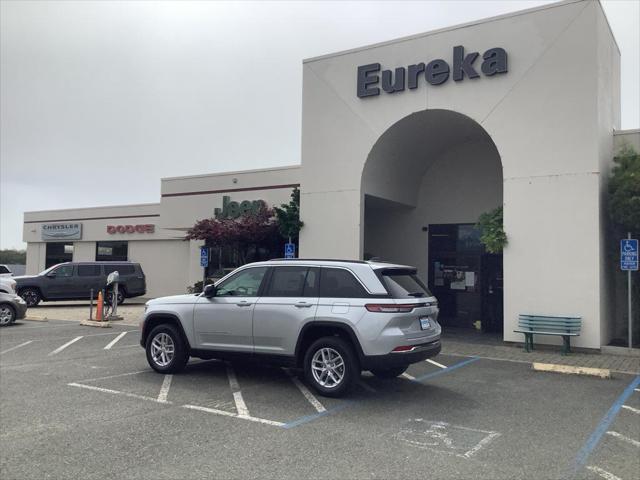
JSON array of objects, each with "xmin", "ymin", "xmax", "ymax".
[
  {"xmin": 23, "ymin": 166, "xmax": 301, "ymax": 298},
  {"xmin": 300, "ymin": 0, "xmax": 620, "ymax": 348}
]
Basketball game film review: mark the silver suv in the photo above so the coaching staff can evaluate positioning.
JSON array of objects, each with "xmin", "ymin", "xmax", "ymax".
[{"xmin": 140, "ymin": 259, "xmax": 441, "ymax": 397}]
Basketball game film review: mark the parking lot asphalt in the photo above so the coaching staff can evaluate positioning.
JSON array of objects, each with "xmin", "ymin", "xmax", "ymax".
[{"xmin": 1, "ymin": 319, "xmax": 639, "ymax": 480}]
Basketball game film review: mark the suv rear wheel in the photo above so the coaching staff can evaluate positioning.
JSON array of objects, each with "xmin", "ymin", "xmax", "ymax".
[
  {"xmin": 371, "ymin": 366, "xmax": 408, "ymax": 379},
  {"xmin": 105, "ymin": 288, "xmax": 125, "ymax": 306},
  {"xmin": 20, "ymin": 288, "xmax": 41, "ymax": 307},
  {"xmin": 145, "ymin": 324, "xmax": 189, "ymax": 374},
  {"xmin": 304, "ymin": 336, "xmax": 359, "ymax": 398}
]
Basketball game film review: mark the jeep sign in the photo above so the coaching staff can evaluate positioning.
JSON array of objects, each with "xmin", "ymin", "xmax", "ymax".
[{"xmin": 357, "ymin": 45, "xmax": 508, "ymax": 98}]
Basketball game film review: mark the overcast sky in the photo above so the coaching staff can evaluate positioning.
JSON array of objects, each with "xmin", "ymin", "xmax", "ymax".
[{"xmin": 1, "ymin": 0, "xmax": 638, "ymax": 250}]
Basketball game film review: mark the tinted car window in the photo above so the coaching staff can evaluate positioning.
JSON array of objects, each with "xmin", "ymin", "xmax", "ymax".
[
  {"xmin": 266, "ymin": 267, "xmax": 307, "ymax": 297},
  {"xmin": 0, "ymin": 266, "xmax": 10, "ymax": 274},
  {"xmin": 319, "ymin": 268, "xmax": 367, "ymax": 298},
  {"xmin": 303, "ymin": 268, "xmax": 319, "ymax": 297},
  {"xmin": 53, "ymin": 264, "xmax": 74, "ymax": 277},
  {"xmin": 216, "ymin": 267, "xmax": 267, "ymax": 297},
  {"xmin": 104, "ymin": 264, "xmax": 135, "ymax": 275},
  {"xmin": 382, "ymin": 270, "xmax": 433, "ymax": 298},
  {"xmin": 78, "ymin": 265, "xmax": 101, "ymax": 276}
]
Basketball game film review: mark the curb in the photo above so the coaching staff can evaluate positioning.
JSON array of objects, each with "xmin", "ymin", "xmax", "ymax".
[
  {"xmin": 24, "ymin": 316, "xmax": 48, "ymax": 322},
  {"xmin": 80, "ymin": 319, "xmax": 112, "ymax": 328},
  {"xmin": 532, "ymin": 362, "xmax": 611, "ymax": 379}
]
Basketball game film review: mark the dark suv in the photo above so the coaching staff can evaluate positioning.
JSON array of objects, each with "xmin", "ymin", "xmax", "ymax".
[{"xmin": 15, "ymin": 262, "xmax": 146, "ymax": 307}]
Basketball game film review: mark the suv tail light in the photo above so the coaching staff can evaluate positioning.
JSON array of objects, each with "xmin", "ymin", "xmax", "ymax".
[{"xmin": 365, "ymin": 303, "xmax": 426, "ymax": 313}]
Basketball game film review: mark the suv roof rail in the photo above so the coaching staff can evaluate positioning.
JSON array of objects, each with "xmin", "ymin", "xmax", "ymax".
[{"xmin": 269, "ymin": 258, "xmax": 368, "ymax": 264}]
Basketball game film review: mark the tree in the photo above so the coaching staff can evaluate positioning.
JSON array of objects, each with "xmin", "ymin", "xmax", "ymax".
[
  {"xmin": 476, "ymin": 207, "xmax": 507, "ymax": 254},
  {"xmin": 609, "ymin": 145, "xmax": 640, "ymax": 234},
  {"xmin": 185, "ymin": 204, "xmax": 279, "ymax": 265},
  {"xmin": 0, "ymin": 249, "xmax": 26, "ymax": 264},
  {"xmin": 273, "ymin": 187, "xmax": 304, "ymax": 242}
]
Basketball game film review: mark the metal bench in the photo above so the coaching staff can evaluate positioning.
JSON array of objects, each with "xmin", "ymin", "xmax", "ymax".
[{"xmin": 514, "ymin": 314, "xmax": 582, "ymax": 355}]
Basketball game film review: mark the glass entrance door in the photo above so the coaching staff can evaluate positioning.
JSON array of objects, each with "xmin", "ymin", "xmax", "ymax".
[{"xmin": 428, "ymin": 224, "xmax": 502, "ymax": 331}]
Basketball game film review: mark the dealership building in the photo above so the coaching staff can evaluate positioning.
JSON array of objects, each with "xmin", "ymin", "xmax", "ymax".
[{"xmin": 22, "ymin": 0, "xmax": 639, "ymax": 349}]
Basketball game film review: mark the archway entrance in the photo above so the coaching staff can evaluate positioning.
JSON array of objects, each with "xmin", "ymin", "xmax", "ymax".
[{"xmin": 362, "ymin": 109, "xmax": 503, "ymax": 332}]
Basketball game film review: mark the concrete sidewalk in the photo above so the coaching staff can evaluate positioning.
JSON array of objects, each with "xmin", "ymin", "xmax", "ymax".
[
  {"xmin": 25, "ymin": 301, "xmax": 145, "ymax": 327},
  {"xmin": 441, "ymin": 335, "xmax": 640, "ymax": 375}
]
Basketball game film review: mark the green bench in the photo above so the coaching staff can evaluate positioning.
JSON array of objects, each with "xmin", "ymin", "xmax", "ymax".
[{"xmin": 514, "ymin": 314, "xmax": 582, "ymax": 355}]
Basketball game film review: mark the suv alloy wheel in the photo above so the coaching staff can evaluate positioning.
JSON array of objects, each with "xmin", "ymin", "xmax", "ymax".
[
  {"xmin": 304, "ymin": 336, "xmax": 359, "ymax": 397},
  {"xmin": 20, "ymin": 288, "xmax": 41, "ymax": 307},
  {"xmin": 145, "ymin": 324, "xmax": 189, "ymax": 374},
  {"xmin": 0, "ymin": 304, "xmax": 15, "ymax": 326}
]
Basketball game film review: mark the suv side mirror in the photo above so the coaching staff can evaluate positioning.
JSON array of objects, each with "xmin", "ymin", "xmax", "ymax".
[
  {"xmin": 203, "ymin": 284, "xmax": 217, "ymax": 298},
  {"xmin": 46, "ymin": 272, "xmax": 56, "ymax": 278}
]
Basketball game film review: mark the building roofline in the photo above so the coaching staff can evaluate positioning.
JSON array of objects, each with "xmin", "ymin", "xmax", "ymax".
[
  {"xmin": 23, "ymin": 202, "xmax": 160, "ymax": 217},
  {"xmin": 303, "ymin": 0, "xmax": 617, "ymax": 64},
  {"xmin": 161, "ymin": 164, "xmax": 300, "ymax": 183}
]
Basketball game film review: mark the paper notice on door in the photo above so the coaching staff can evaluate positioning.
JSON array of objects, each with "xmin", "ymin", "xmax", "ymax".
[
  {"xmin": 465, "ymin": 271, "xmax": 475, "ymax": 287},
  {"xmin": 450, "ymin": 280, "xmax": 465, "ymax": 290}
]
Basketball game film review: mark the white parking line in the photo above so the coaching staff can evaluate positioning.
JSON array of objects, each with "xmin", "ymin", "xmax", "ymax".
[
  {"xmin": 401, "ymin": 372, "xmax": 416, "ymax": 381},
  {"xmin": 182, "ymin": 404, "xmax": 285, "ymax": 427},
  {"xmin": 586, "ymin": 465, "xmax": 623, "ymax": 480},
  {"xmin": 426, "ymin": 359, "xmax": 448, "ymax": 369},
  {"xmin": 226, "ymin": 364, "xmax": 249, "ymax": 417},
  {"xmin": 0, "ymin": 340, "xmax": 33, "ymax": 355},
  {"xmin": 622, "ymin": 405, "xmax": 640, "ymax": 415},
  {"xmin": 68, "ymin": 382, "xmax": 171, "ymax": 404},
  {"xmin": 80, "ymin": 370, "xmax": 148, "ymax": 383},
  {"xmin": 283, "ymin": 369, "xmax": 326, "ymax": 413},
  {"xmin": 104, "ymin": 331, "xmax": 127, "ymax": 350},
  {"xmin": 157, "ymin": 375, "xmax": 173, "ymax": 403},
  {"xmin": 606, "ymin": 431, "xmax": 640, "ymax": 448},
  {"xmin": 48, "ymin": 336, "xmax": 83, "ymax": 356}
]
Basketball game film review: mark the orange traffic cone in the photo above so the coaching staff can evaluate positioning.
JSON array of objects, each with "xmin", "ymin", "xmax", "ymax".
[{"xmin": 96, "ymin": 291, "xmax": 104, "ymax": 321}]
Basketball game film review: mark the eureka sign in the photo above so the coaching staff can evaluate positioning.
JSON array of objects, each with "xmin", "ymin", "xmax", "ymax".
[
  {"xmin": 214, "ymin": 196, "xmax": 267, "ymax": 219},
  {"xmin": 357, "ymin": 45, "xmax": 508, "ymax": 98}
]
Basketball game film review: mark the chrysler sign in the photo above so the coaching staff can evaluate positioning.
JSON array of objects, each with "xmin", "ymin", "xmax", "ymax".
[
  {"xmin": 41, "ymin": 223, "xmax": 82, "ymax": 241},
  {"xmin": 357, "ymin": 45, "xmax": 508, "ymax": 98}
]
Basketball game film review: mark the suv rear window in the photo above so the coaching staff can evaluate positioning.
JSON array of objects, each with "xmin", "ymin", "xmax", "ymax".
[
  {"xmin": 319, "ymin": 268, "xmax": 367, "ymax": 298},
  {"xmin": 381, "ymin": 269, "xmax": 432, "ymax": 298}
]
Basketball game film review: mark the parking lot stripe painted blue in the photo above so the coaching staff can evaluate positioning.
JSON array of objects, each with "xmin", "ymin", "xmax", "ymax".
[
  {"xmin": 283, "ymin": 402, "xmax": 352, "ymax": 429},
  {"xmin": 573, "ymin": 375, "xmax": 640, "ymax": 474},
  {"xmin": 412, "ymin": 356, "xmax": 480, "ymax": 383}
]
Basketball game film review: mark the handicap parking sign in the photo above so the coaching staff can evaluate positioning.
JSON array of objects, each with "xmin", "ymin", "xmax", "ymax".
[
  {"xmin": 284, "ymin": 243, "xmax": 296, "ymax": 259},
  {"xmin": 200, "ymin": 247, "xmax": 209, "ymax": 268},
  {"xmin": 620, "ymin": 239, "xmax": 638, "ymax": 271}
]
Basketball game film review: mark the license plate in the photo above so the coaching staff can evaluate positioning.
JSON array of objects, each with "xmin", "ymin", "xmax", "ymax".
[{"xmin": 420, "ymin": 317, "xmax": 431, "ymax": 330}]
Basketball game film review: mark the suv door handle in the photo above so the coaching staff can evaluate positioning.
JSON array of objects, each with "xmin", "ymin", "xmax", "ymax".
[
  {"xmin": 236, "ymin": 301, "xmax": 252, "ymax": 307},
  {"xmin": 295, "ymin": 302, "xmax": 312, "ymax": 308}
]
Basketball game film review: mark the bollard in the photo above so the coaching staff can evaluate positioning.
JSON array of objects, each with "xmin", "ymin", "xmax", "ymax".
[
  {"xmin": 89, "ymin": 289, "xmax": 94, "ymax": 320},
  {"xmin": 96, "ymin": 291, "xmax": 104, "ymax": 322}
]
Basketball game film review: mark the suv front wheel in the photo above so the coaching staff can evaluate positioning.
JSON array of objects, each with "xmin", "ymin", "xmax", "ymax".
[
  {"xmin": 145, "ymin": 324, "xmax": 189, "ymax": 374},
  {"xmin": 304, "ymin": 336, "xmax": 359, "ymax": 398}
]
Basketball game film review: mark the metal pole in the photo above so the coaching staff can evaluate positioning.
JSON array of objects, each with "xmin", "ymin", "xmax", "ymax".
[
  {"xmin": 89, "ymin": 289, "xmax": 93, "ymax": 321},
  {"xmin": 112, "ymin": 282, "xmax": 118, "ymax": 318},
  {"xmin": 629, "ymin": 232, "xmax": 633, "ymax": 350}
]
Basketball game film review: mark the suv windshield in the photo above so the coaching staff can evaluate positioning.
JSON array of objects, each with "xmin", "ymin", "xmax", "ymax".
[{"xmin": 381, "ymin": 269, "xmax": 432, "ymax": 298}]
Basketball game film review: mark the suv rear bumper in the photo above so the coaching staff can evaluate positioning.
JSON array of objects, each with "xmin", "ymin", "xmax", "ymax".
[{"xmin": 360, "ymin": 339, "xmax": 441, "ymax": 370}]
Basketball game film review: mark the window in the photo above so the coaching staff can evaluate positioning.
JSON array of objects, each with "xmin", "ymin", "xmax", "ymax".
[
  {"xmin": 381, "ymin": 270, "xmax": 433, "ymax": 298},
  {"xmin": 53, "ymin": 264, "xmax": 74, "ymax": 277},
  {"xmin": 266, "ymin": 267, "xmax": 308, "ymax": 297},
  {"xmin": 216, "ymin": 267, "xmax": 267, "ymax": 297},
  {"xmin": 77, "ymin": 265, "xmax": 101, "ymax": 277},
  {"xmin": 319, "ymin": 268, "xmax": 367, "ymax": 298},
  {"xmin": 0, "ymin": 266, "xmax": 10, "ymax": 274},
  {"xmin": 104, "ymin": 264, "xmax": 135, "ymax": 275},
  {"xmin": 96, "ymin": 241, "xmax": 128, "ymax": 261},
  {"xmin": 45, "ymin": 242, "xmax": 74, "ymax": 268}
]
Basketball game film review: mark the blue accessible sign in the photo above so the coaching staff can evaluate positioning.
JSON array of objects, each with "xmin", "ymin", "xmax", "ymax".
[
  {"xmin": 620, "ymin": 239, "xmax": 638, "ymax": 271},
  {"xmin": 200, "ymin": 247, "xmax": 209, "ymax": 268},
  {"xmin": 284, "ymin": 243, "xmax": 296, "ymax": 259}
]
